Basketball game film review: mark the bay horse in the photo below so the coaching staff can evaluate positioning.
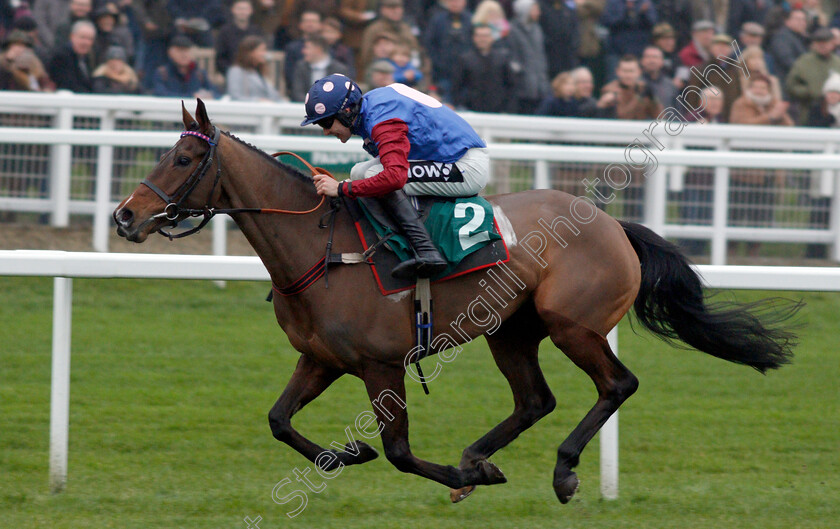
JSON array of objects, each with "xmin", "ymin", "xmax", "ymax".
[{"xmin": 113, "ymin": 100, "xmax": 798, "ymax": 504}]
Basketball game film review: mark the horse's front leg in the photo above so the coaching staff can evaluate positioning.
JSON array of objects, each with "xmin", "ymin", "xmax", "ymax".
[
  {"xmin": 362, "ymin": 362, "xmax": 507, "ymax": 489},
  {"xmin": 269, "ymin": 355, "xmax": 379, "ymax": 470}
]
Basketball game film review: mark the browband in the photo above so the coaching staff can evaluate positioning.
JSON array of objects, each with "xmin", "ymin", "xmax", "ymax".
[{"xmin": 181, "ymin": 130, "xmax": 216, "ymax": 145}]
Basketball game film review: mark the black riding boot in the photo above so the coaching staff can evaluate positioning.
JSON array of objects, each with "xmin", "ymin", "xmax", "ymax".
[{"xmin": 381, "ymin": 190, "xmax": 448, "ymax": 279}]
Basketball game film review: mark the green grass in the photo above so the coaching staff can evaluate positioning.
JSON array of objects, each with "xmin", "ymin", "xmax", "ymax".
[{"xmin": 1, "ymin": 278, "xmax": 838, "ymax": 528}]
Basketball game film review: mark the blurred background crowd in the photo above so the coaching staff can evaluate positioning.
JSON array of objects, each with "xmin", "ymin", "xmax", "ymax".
[{"xmin": 1, "ymin": 0, "xmax": 840, "ymax": 128}]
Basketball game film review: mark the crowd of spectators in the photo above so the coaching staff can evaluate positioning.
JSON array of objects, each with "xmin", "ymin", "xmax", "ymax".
[{"xmin": 0, "ymin": 0, "xmax": 838, "ymax": 128}]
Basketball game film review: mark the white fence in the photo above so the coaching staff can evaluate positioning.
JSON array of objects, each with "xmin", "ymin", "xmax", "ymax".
[
  {"xmin": 1, "ymin": 250, "xmax": 835, "ymax": 497},
  {"xmin": 3, "ymin": 92, "xmax": 840, "ymax": 264}
]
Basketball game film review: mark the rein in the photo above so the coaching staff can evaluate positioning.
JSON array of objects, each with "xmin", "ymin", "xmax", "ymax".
[{"xmin": 139, "ymin": 127, "xmax": 331, "ymax": 240}]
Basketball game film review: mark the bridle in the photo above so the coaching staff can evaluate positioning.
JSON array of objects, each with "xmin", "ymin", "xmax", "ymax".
[{"xmin": 137, "ymin": 126, "xmax": 329, "ymax": 240}]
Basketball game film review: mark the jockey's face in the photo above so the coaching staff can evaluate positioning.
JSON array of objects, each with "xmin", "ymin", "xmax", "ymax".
[{"xmin": 320, "ymin": 118, "xmax": 352, "ymax": 143}]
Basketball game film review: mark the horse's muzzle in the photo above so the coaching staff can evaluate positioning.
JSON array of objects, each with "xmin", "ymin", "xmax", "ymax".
[{"xmin": 113, "ymin": 205, "xmax": 152, "ymax": 242}]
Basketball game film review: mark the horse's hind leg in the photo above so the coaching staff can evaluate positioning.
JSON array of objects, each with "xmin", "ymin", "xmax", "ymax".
[
  {"xmin": 361, "ymin": 362, "xmax": 508, "ymax": 489},
  {"xmin": 540, "ymin": 311, "xmax": 639, "ymax": 503},
  {"xmin": 268, "ymin": 355, "xmax": 379, "ymax": 470},
  {"xmin": 450, "ymin": 304, "xmax": 555, "ymax": 503}
]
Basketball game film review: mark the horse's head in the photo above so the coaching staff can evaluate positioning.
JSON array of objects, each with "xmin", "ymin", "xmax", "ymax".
[{"xmin": 114, "ymin": 99, "xmax": 225, "ymax": 242}]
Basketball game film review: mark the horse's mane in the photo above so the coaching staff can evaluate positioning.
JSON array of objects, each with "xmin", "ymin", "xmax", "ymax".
[{"xmin": 220, "ymin": 130, "xmax": 313, "ymax": 184}]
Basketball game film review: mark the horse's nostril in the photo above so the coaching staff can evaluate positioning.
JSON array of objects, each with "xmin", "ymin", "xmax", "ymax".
[{"xmin": 118, "ymin": 208, "xmax": 134, "ymax": 227}]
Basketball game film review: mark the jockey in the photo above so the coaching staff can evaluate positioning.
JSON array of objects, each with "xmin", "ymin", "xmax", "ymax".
[{"xmin": 301, "ymin": 73, "xmax": 489, "ymax": 279}]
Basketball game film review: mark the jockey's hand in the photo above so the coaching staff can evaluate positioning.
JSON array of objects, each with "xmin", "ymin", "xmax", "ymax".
[{"xmin": 314, "ymin": 173, "xmax": 339, "ymax": 197}]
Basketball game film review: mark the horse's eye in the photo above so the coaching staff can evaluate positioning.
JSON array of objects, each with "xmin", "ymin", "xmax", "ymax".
[{"xmin": 176, "ymin": 156, "xmax": 191, "ymax": 166}]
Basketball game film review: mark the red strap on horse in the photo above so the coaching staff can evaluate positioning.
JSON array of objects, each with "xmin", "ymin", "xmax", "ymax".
[
  {"xmin": 261, "ymin": 151, "xmax": 336, "ymax": 215},
  {"xmin": 272, "ymin": 256, "xmax": 328, "ymax": 296}
]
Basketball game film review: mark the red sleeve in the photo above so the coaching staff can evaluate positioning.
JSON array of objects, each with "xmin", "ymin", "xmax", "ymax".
[{"xmin": 345, "ymin": 118, "xmax": 410, "ymax": 198}]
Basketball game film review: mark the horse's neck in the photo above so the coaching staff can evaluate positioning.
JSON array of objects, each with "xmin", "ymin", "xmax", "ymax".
[{"xmin": 217, "ymin": 138, "xmax": 328, "ymax": 287}]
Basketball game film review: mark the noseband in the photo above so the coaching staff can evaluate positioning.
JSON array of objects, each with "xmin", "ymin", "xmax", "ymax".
[{"xmin": 139, "ymin": 126, "xmax": 223, "ymax": 239}]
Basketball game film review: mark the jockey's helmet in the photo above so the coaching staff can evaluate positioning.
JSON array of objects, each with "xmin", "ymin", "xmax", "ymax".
[{"xmin": 300, "ymin": 74, "xmax": 362, "ymax": 128}]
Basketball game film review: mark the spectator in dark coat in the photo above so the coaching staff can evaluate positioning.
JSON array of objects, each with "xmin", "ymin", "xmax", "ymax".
[
  {"xmin": 289, "ymin": 0, "xmax": 339, "ymax": 38},
  {"xmin": 640, "ymin": 45, "xmax": 676, "ymax": 107},
  {"xmin": 167, "ymin": 0, "xmax": 225, "ymax": 48},
  {"xmin": 767, "ymin": 8, "xmax": 809, "ymax": 85},
  {"xmin": 214, "ymin": 0, "xmax": 262, "ymax": 75},
  {"xmin": 653, "ymin": 0, "xmax": 691, "ymax": 48},
  {"xmin": 133, "ymin": 0, "xmax": 173, "ymax": 89},
  {"xmin": 651, "ymin": 22, "xmax": 682, "ymax": 80},
  {"xmin": 1, "ymin": 0, "xmax": 16, "ymax": 34},
  {"xmin": 451, "ymin": 24, "xmax": 516, "ymax": 113},
  {"xmin": 687, "ymin": 0, "xmax": 756, "ymax": 38},
  {"xmin": 290, "ymin": 33, "xmax": 350, "ymax": 101},
  {"xmin": 283, "ymin": 9, "xmax": 322, "ymax": 95},
  {"xmin": 150, "ymin": 35, "xmax": 218, "ymax": 97},
  {"xmin": 47, "ymin": 19, "xmax": 96, "ymax": 92},
  {"xmin": 423, "ymin": 0, "xmax": 472, "ymax": 102},
  {"xmin": 251, "ymin": 0, "xmax": 284, "ymax": 49},
  {"xmin": 52, "ymin": 0, "xmax": 93, "ymax": 52},
  {"xmin": 508, "ymin": 0, "xmax": 549, "ymax": 114},
  {"xmin": 576, "ymin": 0, "xmax": 606, "ymax": 86},
  {"xmin": 322, "ymin": 16, "xmax": 355, "ymax": 78},
  {"xmin": 600, "ymin": 0, "xmax": 657, "ymax": 77},
  {"xmin": 538, "ymin": 0, "xmax": 578, "ymax": 78},
  {"xmin": 91, "ymin": 4, "xmax": 135, "ymax": 67}
]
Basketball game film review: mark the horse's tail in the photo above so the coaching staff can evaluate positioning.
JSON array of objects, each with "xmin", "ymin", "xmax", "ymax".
[{"xmin": 619, "ymin": 220, "xmax": 800, "ymax": 373}]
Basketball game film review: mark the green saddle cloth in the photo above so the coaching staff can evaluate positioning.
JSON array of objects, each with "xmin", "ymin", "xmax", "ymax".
[{"xmin": 359, "ymin": 196, "xmax": 501, "ymax": 280}]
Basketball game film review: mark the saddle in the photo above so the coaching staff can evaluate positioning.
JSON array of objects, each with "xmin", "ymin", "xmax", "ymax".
[{"xmin": 343, "ymin": 194, "xmax": 510, "ymax": 296}]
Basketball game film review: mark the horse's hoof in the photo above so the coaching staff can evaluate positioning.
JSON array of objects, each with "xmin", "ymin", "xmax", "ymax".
[
  {"xmin": 553, "ymin": 471, "xmax": 579, "ymax": 504},
  {"xmin": 476, "ymin": 459, "xmax": 507, "ymax": 485},
  {"xmin": 449, "ymin": 485, "xmax": 476, "ymax": 503},
  {"xmin": 351, "ymin": 441, "xmax": 379, "ymax": 464},
  {"xmin": 330, "ymin": 441, "xmax": 378, "ymax": 468}
]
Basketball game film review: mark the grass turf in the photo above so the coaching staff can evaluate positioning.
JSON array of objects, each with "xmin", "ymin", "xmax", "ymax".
[{"xmin": 1, "ymin": 277, "xmax": 837, "ymax": 528}]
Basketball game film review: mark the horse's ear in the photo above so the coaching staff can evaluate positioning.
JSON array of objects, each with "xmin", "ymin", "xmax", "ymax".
[
  {"xmin": 195, "ymin": 98, "xmax": 212, "ymax": 136},
  {"xmin": 181, "ymin": 101, "xmax": 198, "ymax": 131}
]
